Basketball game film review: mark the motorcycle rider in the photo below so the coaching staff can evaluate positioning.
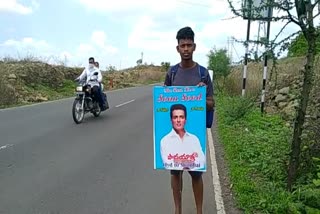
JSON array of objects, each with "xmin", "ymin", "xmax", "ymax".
[
  {"xmin": 94, "ymin": 61, "xmax": 109, "ymax": 109},
  {"xmin": 75, "ymin": 57, "xmax": 107, "ymax": 111},
  {"xmin": 94, "ymin": 61, "xmax": 104, "ymax": 91}
]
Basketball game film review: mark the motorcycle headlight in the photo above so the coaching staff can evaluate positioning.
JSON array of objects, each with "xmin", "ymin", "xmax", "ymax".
[{"xmin": 76, "ymin": 86, "xmax": 83, "ymax": 92}]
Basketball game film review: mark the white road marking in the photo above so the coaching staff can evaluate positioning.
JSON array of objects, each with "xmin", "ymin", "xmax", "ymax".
[
  {"xmin": 0, "ymin": 83, "xmax": 159, "ymax": 112},
  {"xmin": 0, "ymin": 144, "xmax": 13, "ymax": 151},
  {"xmin": 207, "ymin": 128, "xmax": 226, "ymax": 214},
  {"xmin": 115, "ymin": 99, "xmax": 135, "ymax": 108}
]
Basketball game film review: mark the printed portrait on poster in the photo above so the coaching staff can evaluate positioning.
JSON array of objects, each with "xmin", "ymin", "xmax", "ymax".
[{"xmin": 153, "ymin": 86, "xmax": 207, "ymax": 172}]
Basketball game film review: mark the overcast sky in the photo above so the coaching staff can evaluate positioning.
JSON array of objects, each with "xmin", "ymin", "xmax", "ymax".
[{"xmin": 1, "ymin": 0, "xmax": 316, "ymax": 69}]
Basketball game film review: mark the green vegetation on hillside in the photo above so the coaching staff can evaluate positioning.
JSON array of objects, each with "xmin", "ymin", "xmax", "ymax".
[
  {"xmin": 287, "ymin": 27, "xmax": 320, "ymax": 57},
  {"xmin": 0, "ymin": 59, "xmax": 166, "ymax": 109},
  {"xmin": 208, "ymin": 45, "xmax": 320, "ymax": 213},
  {"xmin": 216, "ymin": 95, "xmax": 320, "ymax": 213}
]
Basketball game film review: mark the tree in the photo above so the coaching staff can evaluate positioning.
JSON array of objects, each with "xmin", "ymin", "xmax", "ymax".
[
  {"xmin": 106, "ymin": 65, "xmax": 117, "ymax": 73},
  {"xmin": 160, "ymin": 61, "xmax": 170, "ymax": 72},
  {"xmin": 226, "ymin": 0, "xmax": 320, "ymax": 191},
  {"xmin": 287, "ymin": 26, "xmax": 320, "ymax": 57},
  {"xmin": 207, "ymin": 48, "xmax": 231, "ymax": 91}
]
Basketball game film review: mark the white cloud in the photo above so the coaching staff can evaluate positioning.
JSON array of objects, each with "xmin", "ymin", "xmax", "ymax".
[
  {"xmin": 0, "ymin": 31, "xmax": 119, "ymax": 68},
  {"xmin": 65, "ymin": 31, "xmax": 119, "ymax": 67},
  {"xmin": 126, "ymin": 15, "xmax": 180, "ymax": 65},
  {"xmin": 3, "ymin": 0, "xmax": 316, "ymax": 69},
  {"xmin": 78, "ymin": 0, "xmax": 248, "ymax": 66},
  {"xmin": 1, "ymin": 37, "xmax": 51, "ymax": 50},
  {"xmin": 91, "ymin": 31, "xmax": 107, "ymax": 47},
  {"xmin": 208, "ymin": 0, "xmax": 233, "ymax": 16},
  {"xmin": 90, "ymin": 31, "xmax": 118, "ymax": 54},
  {"xmin": 200, "ymin": 17, "xmax": 247, "ymax": 41},
  {"xmin": 31, "ymin": 0, "xmax": 40, "ymax": 10},
  {"xmin": 77, "ymin": 43, "xmax": 95, "ymax": 53},
  {"xmin": 78, "ymin": 0, "xmax": 177, "ymax": 14},
  {"xmin": 127, "ymin": 16, "xmax": 175, "ymax": 50},
  {"xmin": 125, "ymin": 5, "xmax": 249, "ymax": 66},
  {"xmin": 0, "ymin": 0, "xmax": 38, "ymax": 15},
  {"xmin": 77, "ymin": 31, "xmax": 118, "ymax": 56},
  {"xmin": 123, "ymin": 0, "xmax": 258, "ymax": 66},
  {"xmin": 0, "ymin": 37, "xmax": 66, "ymax": 64}
]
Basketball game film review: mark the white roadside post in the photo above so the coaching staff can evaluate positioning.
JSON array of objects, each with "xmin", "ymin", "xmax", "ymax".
[{"xmin": 208, "ymin": 69, "xmax": 213, "ymax": 83}]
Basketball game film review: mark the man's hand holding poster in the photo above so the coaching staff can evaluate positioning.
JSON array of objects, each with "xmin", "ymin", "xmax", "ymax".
[{"xmin": 153, "ymin": 86, "xmax": 207, "ymax": 172}]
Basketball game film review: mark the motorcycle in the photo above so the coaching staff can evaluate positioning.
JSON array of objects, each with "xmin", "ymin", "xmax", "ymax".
[{"xmin": 72, "ymin": 72, "xmax": 106, "ymax": 124}]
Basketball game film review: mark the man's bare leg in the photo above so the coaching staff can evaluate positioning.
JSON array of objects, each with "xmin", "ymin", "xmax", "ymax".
[
  {"xmin": 191, "ymin": 174, "xmax": 203, "ymax": 214},
  {"xmin": 171, "ymin": 171, "xmax": 183, "ymax": 214}
]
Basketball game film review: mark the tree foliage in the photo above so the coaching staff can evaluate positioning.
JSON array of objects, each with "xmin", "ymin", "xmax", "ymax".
[
  {"xmin": 207, "ymin": 48, "xmax": 231, "ymax": 91},
  {"xmin": 288, "ymin": 26, "xmax": 320, "ymax": 57},
  {"xmin": 227, "ymin": 0, "xmax": 320, "ymax": 193}
]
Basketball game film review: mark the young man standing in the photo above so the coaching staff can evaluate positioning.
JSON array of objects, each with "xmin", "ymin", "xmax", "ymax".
[{"xmin": 163, "ymin": 26, "xmax": 214, "ymax": 214}]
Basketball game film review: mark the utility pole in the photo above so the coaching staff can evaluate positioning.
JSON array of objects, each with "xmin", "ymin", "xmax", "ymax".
[
  {"xmin": 242, "ymin": 18, "xmax": 251, "ymax": 96},
  {"xmin": 227, "ymin": 37, "xmax": 234, "ymax": 63},
  {"xmin": 241, "ymin": 0, "xmax": 253, "ymax": 96},
  {"xmin": 256, "ymin": 21, "xmax": 261, "ymax": 56},
  {"xmin": 141, "ymin": 52, "xmax": 144, "ymax": 64},
  {"xmin": 260, "ymin": 0, "xmax": 273, "ymax": 114}
]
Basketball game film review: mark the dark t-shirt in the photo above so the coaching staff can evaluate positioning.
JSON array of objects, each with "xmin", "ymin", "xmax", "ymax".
[{"xmin": 164, "ymin": 63, "xmax": 213, "ymax": 97}]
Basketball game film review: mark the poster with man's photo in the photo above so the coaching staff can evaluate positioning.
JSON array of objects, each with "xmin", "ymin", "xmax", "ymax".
[{"xmin": 153, "ymin": 86, "xmax": 207, "ymax": 172}]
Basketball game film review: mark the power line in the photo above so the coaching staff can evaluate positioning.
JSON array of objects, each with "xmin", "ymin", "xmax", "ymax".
[
  {"xmin": 227, "ymin": 37, "xmax": 233, "ymax": 61},
  {"xmin": 227, "ymin": 37, "xmax": 240, "ymax": 64},
  {"xmin": 232, "ymin": 41, "xmax": 240, "ymax": 63}
]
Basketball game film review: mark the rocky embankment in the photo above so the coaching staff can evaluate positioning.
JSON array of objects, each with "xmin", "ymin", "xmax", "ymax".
[
  {"xmin": 266, "ymin": 59, "xmax": 320, "ymax": 124},
  {"xmin": 0, "ymin": 61, "xmax": 165, "ymax": 108}
]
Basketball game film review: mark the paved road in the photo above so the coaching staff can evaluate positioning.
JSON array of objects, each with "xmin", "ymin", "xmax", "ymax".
[{"xmin": 0, "ymin": 85, "xmax": 216, "ymax": 214}]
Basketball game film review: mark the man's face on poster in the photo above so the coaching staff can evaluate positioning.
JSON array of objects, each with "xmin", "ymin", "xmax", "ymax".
[{"xmin": 171, "ymin": 110, "xmax": 186, "ymax": 131}]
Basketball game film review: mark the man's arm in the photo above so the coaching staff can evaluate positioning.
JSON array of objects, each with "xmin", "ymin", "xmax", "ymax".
[
  {"xmin": 205, "ymin": 71, "xmax": 215, "ymax": 110},
  {"xmin": 206, "ymin": 96, "xmax": 214, "ymax": 110},
  {"xmin": 163, "ymin": 71, "xmax": 171, "ymax": 86},
  {"xmin": 96, "ymin": 69, "xmax": 103, "ymax": 83},
  {"xmin": 77, "ymin": 68, "xmax": 87, "ymax": 81}
]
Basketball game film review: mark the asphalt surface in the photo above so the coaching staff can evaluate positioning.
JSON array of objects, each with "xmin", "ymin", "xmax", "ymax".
[{"xmin": 0, "ymin": 85, "xmax": 216, "ymax": 214}]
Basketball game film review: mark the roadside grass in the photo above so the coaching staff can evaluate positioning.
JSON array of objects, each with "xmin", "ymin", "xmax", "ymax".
[
  {"xmin": 25, "ymin": 79, "xmax": 76, "ymax": 100},
  {"xmin": 215, "ymin": 94, "xmax": 320, "ymax": 213}
]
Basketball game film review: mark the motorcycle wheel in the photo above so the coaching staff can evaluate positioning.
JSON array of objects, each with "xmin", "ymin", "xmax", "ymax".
[
  {"xmin": 72, "ymin": 98, "xmax": 85, "ymax": 124},
  {"xmin": 92, "ymin": 105, "xmax": 101, "ymax": 117}
]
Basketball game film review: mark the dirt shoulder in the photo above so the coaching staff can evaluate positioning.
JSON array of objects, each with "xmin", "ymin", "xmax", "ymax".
[{"xmin": 211, "ymin": 115, "xmax": 243, "ymax": 214}]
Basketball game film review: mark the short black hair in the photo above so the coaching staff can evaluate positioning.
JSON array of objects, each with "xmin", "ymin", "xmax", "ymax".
[
  {"xmin": 170, "ymin": 104, "xmax": 187, "ymax": 119},
  {"xmin": 89, "ymin": 57, "xmax": 95, "ymax": 63},
  {"xmin": 176, "ymin": 26, "xmax": 195, "ymax": 42}
]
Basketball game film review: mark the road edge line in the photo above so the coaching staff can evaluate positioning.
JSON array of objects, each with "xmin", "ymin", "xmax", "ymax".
[{"xmin": 207, "ymin": 128, "xmax": 226, "ymax": 214}]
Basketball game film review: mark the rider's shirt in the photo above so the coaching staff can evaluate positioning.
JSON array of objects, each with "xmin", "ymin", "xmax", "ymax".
[{"xmin": 78, "ymin": 66, "xmax": 102, "ymax": 87}]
